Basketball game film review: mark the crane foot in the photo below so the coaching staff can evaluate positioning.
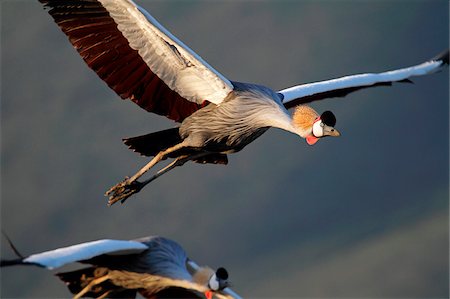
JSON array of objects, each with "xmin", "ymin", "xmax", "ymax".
[{"xmin": 105, "ymin": 178, "xmax": 144, "ymax": 206}]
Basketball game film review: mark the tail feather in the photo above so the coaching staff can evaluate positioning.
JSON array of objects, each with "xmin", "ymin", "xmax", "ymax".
[
  {"xmin": 123, "ymin": 128, "xmax": 229, "ymax": 165},
  {"xmin": 123, "ymin": 128, "xmax": 182, "ymax": 157},
  {"xmin": 193, "ymin": 153, "xmax": 228, "ymax": 165}
]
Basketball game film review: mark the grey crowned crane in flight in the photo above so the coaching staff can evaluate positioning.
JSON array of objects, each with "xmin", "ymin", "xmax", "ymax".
[
  {"xmin": 38, "ymin": 0, "xmax": 449, "ymax": 205},
  {"xmin": 1, "ymin": 236, "xmax": 239, "ymax": 299}
]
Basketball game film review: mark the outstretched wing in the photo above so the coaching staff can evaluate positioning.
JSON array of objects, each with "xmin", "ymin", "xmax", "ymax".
[
  {"xmin": 23, "ymin": 239, "xmax": 148, "ymax": 269},
  {"xmin": 280, "ymin": 49, "xmax": 449, "ymax": 109},
  {"xmin": 39, "ymin": 0, "xmax": 234, "ymax": 122}
]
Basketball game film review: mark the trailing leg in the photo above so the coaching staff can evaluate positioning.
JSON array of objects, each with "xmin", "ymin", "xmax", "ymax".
[
  {"xmin": 110, "ymin": 152, "xmax": 211, "ymax": 205},
  {"xmin": 73, "ymin": 275, "xmax": 111, "ymax": 299},
  {"xmin": 105, "ymin": 142, "xmax": 188, "ymax": 205}
]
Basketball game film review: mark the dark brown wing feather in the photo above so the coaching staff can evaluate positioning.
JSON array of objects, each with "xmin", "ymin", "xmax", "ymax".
[{"xmin": 39, "ymin": 0, "xmax": 208, "ymax": 122}]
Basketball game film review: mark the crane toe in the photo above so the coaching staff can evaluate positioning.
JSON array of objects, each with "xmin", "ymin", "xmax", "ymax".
[{"xmin": 106, "ymin": 179, "xmax": 144, "ymax": 206}]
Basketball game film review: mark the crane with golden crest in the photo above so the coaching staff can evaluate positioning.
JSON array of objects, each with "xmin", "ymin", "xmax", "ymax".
[
  {"xmin": 1, "ymin": 235, "xmax": 240, "ymax": 299},
  {"xmin": 38, "ymin": 0, "xmax": 449, "ymax": 205}
]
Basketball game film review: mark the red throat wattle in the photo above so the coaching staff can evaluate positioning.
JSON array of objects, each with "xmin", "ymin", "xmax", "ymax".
[
  {"xmin": 204, "ymin": 290, "xmax": 213, "ymax": 299},
  {"xmin": 306, "ymin": 135, "xmax": 319, "ymax": 145},
  {"xmin": 306, "ymin": 116, "xmax": 321, "ymax": 145}
]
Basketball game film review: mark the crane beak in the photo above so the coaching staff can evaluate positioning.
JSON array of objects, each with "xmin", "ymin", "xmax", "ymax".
[
  {"xmin": 328, "ymin": 127, "xmax": 341, "ymax": 137},
  {"xmin": 322, "ymin": 124, "xmax": 340, "ymax": 137}
]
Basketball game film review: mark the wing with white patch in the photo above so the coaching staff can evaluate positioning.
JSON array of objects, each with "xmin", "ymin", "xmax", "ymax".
[
  {"xmin": 24, "ymin": 239, "xmax": 148, "ymax": 270},
  {"xmin": 280, "ymin": 49, "xmax": 449, "ymax": 109},
  {"xmin": 39, "ymin": 0, "xmax": 233, "ymax": 122}
]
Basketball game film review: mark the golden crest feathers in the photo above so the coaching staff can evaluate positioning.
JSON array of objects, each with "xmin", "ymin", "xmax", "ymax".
[
  {"xmin": 292, "ymin": 105, "xmax": 319, "ymax": 131},
  {"xmin": 192, "ymin": 267, "xmax": 214, "ymax": 286}
]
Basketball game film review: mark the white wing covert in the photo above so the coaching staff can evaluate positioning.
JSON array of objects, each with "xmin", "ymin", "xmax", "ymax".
[
  {"xmin": 280, "ymin": 50, "xmax": 449, "ymax": 108},
  {"xmin": 100, "ymin": 0, "xmax": 233, "ymax": 105},
  {"xmin": 24, "ymin": 239, "xmax": 148, "ymax": 269}
]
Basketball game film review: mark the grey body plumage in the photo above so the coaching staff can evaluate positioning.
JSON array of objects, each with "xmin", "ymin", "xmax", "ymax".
[
  {"xmin": 87, "ymin": 236, "xmax": 191, "ymax": 281},
  {"xmin": 180, "ymin": 82, "xmax": 283, "ymax": 152}
]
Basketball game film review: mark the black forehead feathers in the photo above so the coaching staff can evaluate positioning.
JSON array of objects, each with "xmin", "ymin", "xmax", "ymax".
[
  {"xmin": 216, "ymin": 267, "xmax": 229, "ymax": 280},
  {"xmin": 321, "ymin": 111, "xmax": 336, "ymax": 127}
]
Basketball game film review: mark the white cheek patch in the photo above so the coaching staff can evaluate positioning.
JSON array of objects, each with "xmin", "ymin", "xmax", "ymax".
[
  {"xmin": 208, "ymin": 274, "xmax": 219, "ymax": 291},
  {"xmin": 312, "ymin": 120, "xmax": 324, "ymax": 137}
]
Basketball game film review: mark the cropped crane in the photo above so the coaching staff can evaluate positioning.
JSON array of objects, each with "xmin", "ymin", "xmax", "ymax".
[
  {"xmin": 1, "ymin": 235, "xmax": 240, "ymax": 299},
  {"xmin": 38, "ymin": 0, "xmax": 449, "ymax": 205}
]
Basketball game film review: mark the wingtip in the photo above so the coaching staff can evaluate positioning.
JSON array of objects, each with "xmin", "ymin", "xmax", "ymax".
[
  {"xmin": 1, "ymin": 258, "xmax": 24, "ymax": 267},
  {"xmin": 431, "ymin": 49, "xmax": 449, "ymax": 65},
  {"xmin": 1, "ymin": 230, "xmax": 25, "ymax": 259}
]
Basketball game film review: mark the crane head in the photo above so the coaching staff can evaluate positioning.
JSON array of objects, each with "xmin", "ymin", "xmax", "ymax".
[
  {"xmin": 293, "ymin": 106, "xmax": 340, "ymax": 145},
  {"xmin": 207, "ymin": 267, "xmax": 229, "ymax": 291},
  {"xmin": 307, "ymin": 110, "xmax": 341, "ymax": 145}
]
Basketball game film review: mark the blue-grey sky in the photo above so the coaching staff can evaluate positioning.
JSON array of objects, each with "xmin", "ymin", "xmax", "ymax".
[{"xmin": 1, "ymin": 1, "xmax": 448, "ymax": 298}]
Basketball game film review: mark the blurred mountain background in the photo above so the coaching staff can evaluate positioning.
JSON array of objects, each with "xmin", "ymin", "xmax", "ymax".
[{"xmin": 1, "ymin": 0, "xmax": 448, "ymax": 298}]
